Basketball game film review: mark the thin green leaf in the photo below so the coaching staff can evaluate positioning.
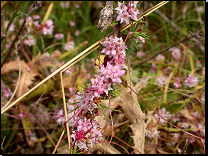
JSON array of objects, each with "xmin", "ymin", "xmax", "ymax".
[
  {"xmin": 100, "ymin": 104, "xmax": 121, "ymax": 112},
  {"xmin": 68, "ymin": 106, "xmax": 79, "ymax": 114},
  {"xmin": 97, "ymin": 107, "xmax": 110, "ymax": 121},
  {"xmin": 76, "ymin": 82, "xmax": 86, "ymax": 89}
]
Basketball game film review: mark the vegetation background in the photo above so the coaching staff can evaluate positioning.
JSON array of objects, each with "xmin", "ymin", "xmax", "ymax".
[{"xmin": 1, "ymin": 1, "xmax": 205, "ymax": 154}]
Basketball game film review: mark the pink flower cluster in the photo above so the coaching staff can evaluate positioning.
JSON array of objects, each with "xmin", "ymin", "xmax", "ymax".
[
  {"xmin": 154, "ymin": 108, "xmax": 171, "ymax": 125},
  {"xmin": 86, "ymin": 36, "xmax": 126, "ymax": 98},
  {"xmin": 58, "ymin": 35, "xmax": 127, "ymax": 152},
  {"xmin": 54, "ymin": 104, "xmax": 77, "ymax": 127},
  {"xmin": 156, "ymin": 76, "xmax": 168, "ymax": 87},
  {"xmin": 169, "ymin": 47, "xmax": 182, "ymax": 61},
  {"xmin": 115, "ymin": 1, "xmax": 140, "ymax": 25},
  {"xmin": 173, "ymin": 78, "xmax": 181, "ymax": 88},
  {"xmin": 71, "ymin": 117, "xmax": 102, "ymax": 151},
  {"xmin": 184, "ymin": 74, "xmax": 200, "ymax": 88},
  {"xmin": 4, "ymin": 87, "xmax": 13, "ymax": 99},
  {"xmin": 145, "ymin": 129, "xmax": 160, "ymax": 138},
  {"xmin": 33, "ymin": 19, "xmax": 54, "ymax": 35},
  {"xmin": 24, "ymin": 35, "xmax": 36, "ymax": 46},
  {"xmin": 64, "ymin": 41, "xmax": 75, "ymax": 51},
  {"xmin": 55, "ymin": 33, "xmax": 64, "ymax": 40}
]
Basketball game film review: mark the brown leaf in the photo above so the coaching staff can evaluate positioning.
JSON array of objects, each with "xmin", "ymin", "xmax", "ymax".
[
  {"xmin": 1, "ymin": 60, "xmax": 39, "ymax": 97},
  {"xmin": 89, "ymin": 142, "xmax": 121, "ymax": 154},
  {"xmin": 62, "ymin": 71, "xmax": 79, "ymax": 89},
  {"xmin": 179, "ymin": 107, "xmax": 194, "ymax": 121},
  {"xmin": 30, "ymin": 53, "xmax": 62, "ymax": 70},
  {"xmin": 1, "ymin": 60, "xmax": 28, "ymax": 74}
]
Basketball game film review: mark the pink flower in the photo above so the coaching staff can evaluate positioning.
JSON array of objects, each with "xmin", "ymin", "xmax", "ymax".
[
  {"xmin": 128, "ymin": 1, "xmax": 139, "ymax": 8},
  {"xmin": 197, "ymin": 6, "xmax": 204, "ymax": 13},
  {"xmin": 116, "ymin": 11, "xmax": 131, "ymax": 25},
  {"xmin": 87, "ymin": 74, "xmax": 91, "ymax": 78},
  {"xmin": 75, "ymin": 30, "xmax": 80, "ymax": 36},
  {"xmin": 171, "ymin": 133, "xmax": 180, "ymax": 141},
  {"xmin": 42, "ymin": 19, "xmax": 54, "ymax": 35},
  {"xmin": 71, "ymin": 117, "xmax": 102, "ymax": 151},
  {"xmin": 75, "ymin": 4, "xmax": 80, "ymax": 9},
  {"xmin": 189, "ymin": 137, "xmax": 195, "ymax": 143},
  {"xmin": 170, "ymin": 47, "xmax": 181, "ymax": 61},
  {"xmin": 26, "ymin": 65, "xmax": 30, "ymax": 71},
  {"xmin": 128, "ymin": 7, "xmax": 140, "ymax": 21},
  {"xmin": 173, "ymin": 78, "xmax": 181, "ymax": 88},
  {"xmin": 18, "ymin": 113, "xmax": 25, "ymax": 118},
  {"xmin": 69, "ymin": 87, "xmax": 74, "ymax": 95},
  {"xmin": 154, "ymin": 108, "xmax": 171, "ymax": 125},
  {"xmin": 60, "ymin": 1, "xmax": 70, "ymax": 9},
  {"xmin": 155, "ymin": 54, "xmax": 165, "ymax": 61},
  {"xmin": 26, "ymin": 16, "xmax": 33, "ymax": 23},
  {"xmin": 196, "ymin": 60, "xmax": 202, "ymax": 68},
  {"xmin": 54, "ymin": 109, "xmax": 65, "ymax": 125},
  {"xmin": 139, "ymin": 36, "xmax": 145, "ymax": 43},
  {"xmin": 64, "ymin": 41, "xmax": 75, "ymax": 51},
  {"xmin": 65, "ymin": 67, "xmax": 73, "ymax": 75},
  {"xmin": 145, "ymin": 129, "xmax": 160, "ymax": 138},
  {"xmin": 4, "ymin": 88, "xmax": 12, "ymax": 99},
  {"xmin": 115, "ymin": 1, "xmax": 128, "ymax": 14},
  {"xmin": 33, "ymin": 21, "xmax": 41, "ymax": 29},
  {"xmin": 156, "ymin": 76, "xmax": 168, "ymax": 87},
  {"xmin": 115, "ymin": 1, "xmax": 140, "ymax": 25},
  {"xmin": 24, "ymin": 35, "xmax": 36, "ymax": 46},
  {"xmin": 87, "ymin": 76, "xmax": 112, "ymax": 98},
  {"xmin": 150, "ymin": 63, "xmax": 157, "ymax": 74},
  {"xmin": 181, "ymin": 122, "xmax": 189, "ymax": 129},
  {"xmin": 70, "ymin": 21, "xmax": 75, "ymax": 26},
  {"xmin": 33, "ymin": 15, "xmax": 40, "ymax": 20},
  {"xmin": 136, "ymin": 51, "xmax": 144, "ymax": 57},
  {"xmin": 184, "ymin": 74, "xmax": 200, "ymax": 88},
  {"xmin": 99, "ymin": 63, "xmax": 125, "ymax": 83},
  {"xmin": 54, "ymin": 33, "xmax": 64, "ymax": 40},
  {"xmin": 54, "ymin": 105, "xmax": 77, "ymax": 127},
  {"xmin": 172, "ymin": 114, "xmax": 181, "ymax": 123},
  {"xmin": 101, "ymin": 36, "xmax": 126, "ymax": 59}
]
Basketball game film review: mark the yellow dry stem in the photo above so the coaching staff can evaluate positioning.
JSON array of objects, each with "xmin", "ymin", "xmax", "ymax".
[{"xmin": 42, "ymin": 2, "xmax": 54, "ymax": 24}]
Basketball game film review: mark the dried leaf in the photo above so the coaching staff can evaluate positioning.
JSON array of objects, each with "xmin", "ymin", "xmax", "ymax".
[
  {"xmin": 30, "ymin": 53, "xmax": 62, "ymax": 70},
  {"xmin": 62, "ymin": 72, "xmax": 79, "ymax": 89},
  {"xmin": 1, "ymin": 60, "xmax": 39, "ymax": 97},
  {"xmin": 179, "ymin": 107, "xmax": 194, "ymax": 120},
  {"xmin": 89, "ymin": 142, "xmax": 121, "ymax": 154}
]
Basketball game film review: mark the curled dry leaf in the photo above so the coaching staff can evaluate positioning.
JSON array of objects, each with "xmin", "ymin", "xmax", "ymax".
[
  {"xmin": 30, "ymin": 53, "xmax": 62, "ymax": 71},
  {"xmin": 62, "ymin": 72, "xmax": 79, "ymax": 89},
  {"xmin": 179, "ymin": 107, "xmax": 194, "ymax": 120},
  {"xmin": 1, "ymin": 60, "xmax": 39, "ymax": 97},
  {"xmin": 89, "ymin": 142, "xmax": 121, "ymax": 154},
  {"xmin": 1, "ymin": 53, "xmax": 62, "ymax": 97},
  {"xmin": 118, "ymin": 83, "xmax": 146, "ymax": 154}
]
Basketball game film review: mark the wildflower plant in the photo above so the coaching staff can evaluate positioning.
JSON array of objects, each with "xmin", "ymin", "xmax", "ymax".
[
  {"xmin": 1, "ymin": 1, "xmax": 205, "ymax": 154},
  {"xmin": 54, "ymin": 1, "xmax": 150, "ymax": 153}
]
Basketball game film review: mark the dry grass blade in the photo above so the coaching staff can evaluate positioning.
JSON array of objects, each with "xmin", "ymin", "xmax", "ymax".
[
  {"xmin": 60, "ymin": 71, "xmax": 71, "ymax": 153},
  {"xmin": 1, "ymin": 1, "xmax": 9, "ymax": 11},
  {"xmin": 52, "ymin": 129, "xmax": 65, "ymax": 154}
]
